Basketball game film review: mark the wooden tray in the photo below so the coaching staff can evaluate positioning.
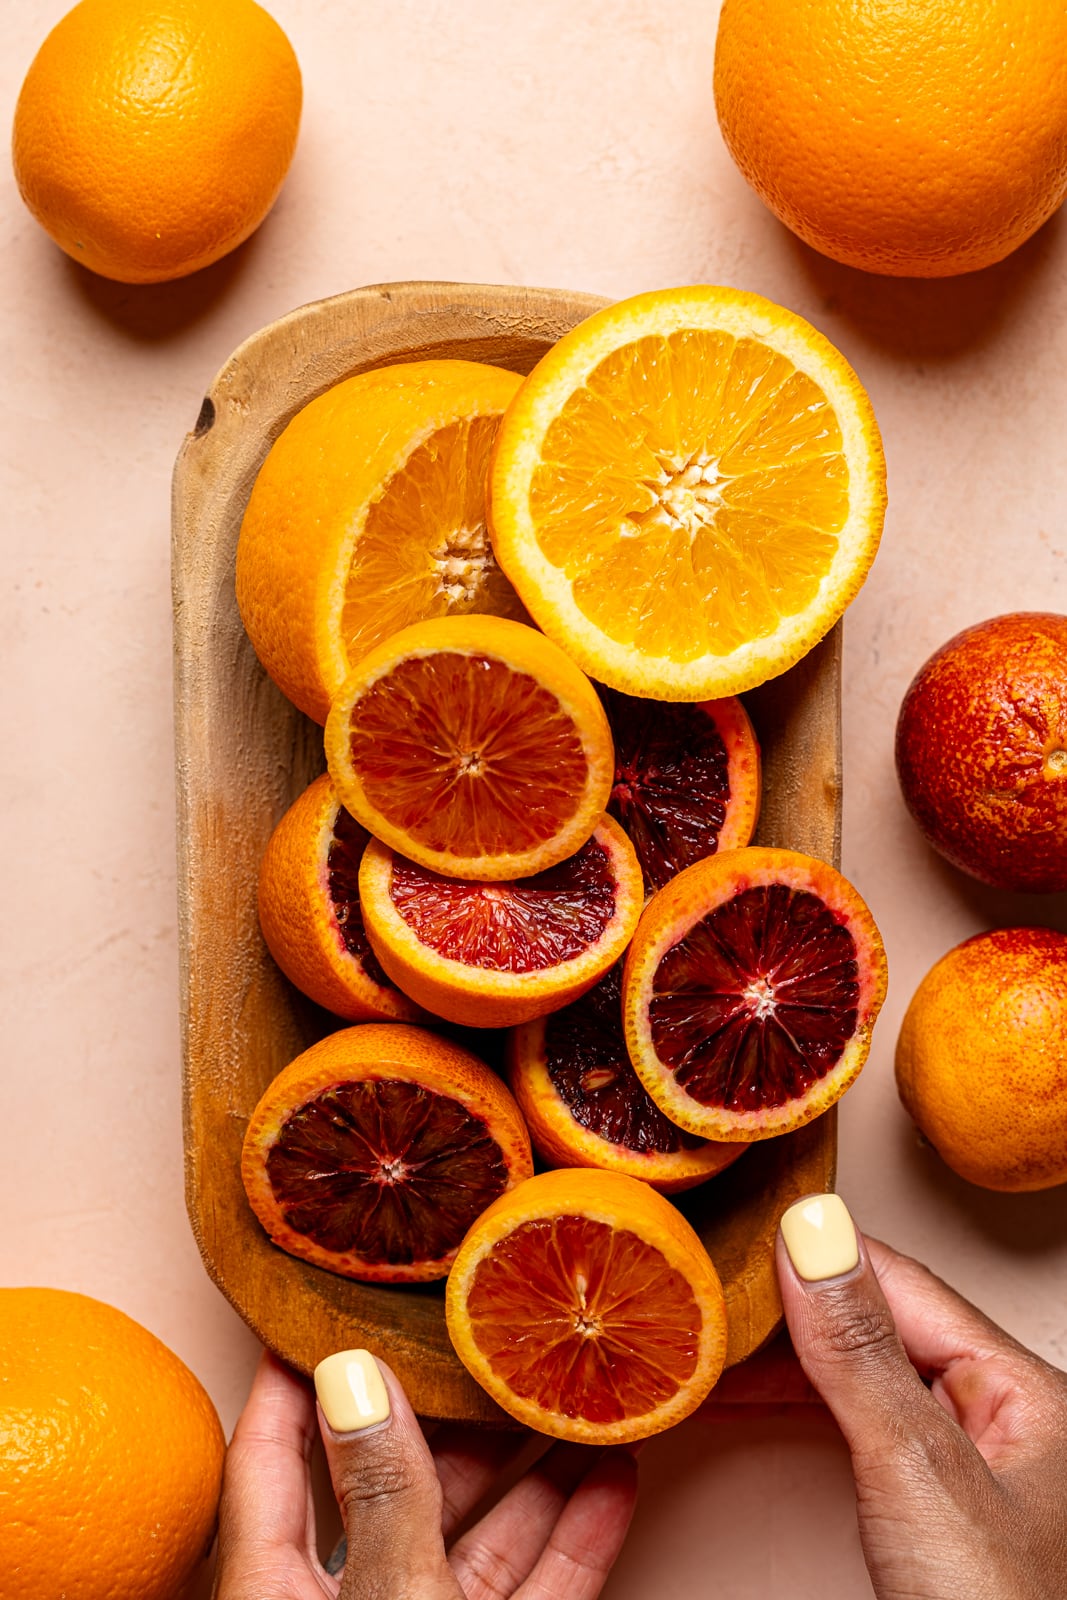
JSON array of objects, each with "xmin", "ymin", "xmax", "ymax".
[{"xmin": 173, "ymin": 281, "xmax": 839, "ymax": 1424}]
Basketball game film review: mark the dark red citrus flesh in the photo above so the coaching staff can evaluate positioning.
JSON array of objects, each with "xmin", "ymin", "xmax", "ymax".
[
  {"xmin": 327, "ymin": 807, "xmax": 392, "ymax": 989},
  {"xmin": 545, "ymin": 966, "xmax": 703, "ymax": 1152},
  {"xmin": 650, "ymin": 885, "xmax": 859, "ymax": 1111},
  {"xmin": 348, "ymin": 653, "xmax": 590, "ymax": 855},
  {"xmin": 390, "ymin": 836, "xmax": 617, "ymax": 972},
  {"xmin": 266, "ymin": 1080, "xmax": 509, "ymax": 1264},
  {"xmin": 466, "ymin": 1216, "xmax": 701, "ymax": 1422},
  {"xmin": 602, "ymin": 688, "xmax": 731, "ymax": 891}
]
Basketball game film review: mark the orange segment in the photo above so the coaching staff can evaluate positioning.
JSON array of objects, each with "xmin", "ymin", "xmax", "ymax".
[
  {"xmin": 490, "ymin": 287, "xmax": 885, "ymax": 699},
  {"xmin": 445, "ymin": 1168, "xmax": 728, "ymax": 1442},
  {"xmin": 325, "ymin": 616, "xmax": 615, "ymax": 880},
  {"xmin": 236, "ymin": 360, "xmax": 526, "ymax": 723}
]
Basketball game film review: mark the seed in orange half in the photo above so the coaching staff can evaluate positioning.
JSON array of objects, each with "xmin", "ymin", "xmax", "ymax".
[
  {"xmin": 508, "ymin": 964, "xmax": 747, "ymax": 1194},
  {"xmin": 258, "ymin": 773, "xmax": 426, "ymax": 1024},
  {"xmin": 359, "ymin": 816, "xmax": 643, "ymax": 1029},
  {"xmin": 490, "ymin": 286, "xmax": 885, "ymax": 700},
  {"xmin": 603, "ymin": 688, "xmax": 761, "ymax": 893},
  {"xmin": 241, "ymin": 1024, "xmax": 533, "ymax": 1282},
  {"xmin": 445, "ymin": 1167, "xmax": 728, "ymax": 1443},
  {"xmin": 236, "ymin": 360, "xmax": 527, "ymax": 724},
  {"xmin": 325, "ymin": 615, "xmax": 615, "ymax": 881},
  {"xmin": 623, "ymin": 848, "xmax": 887, "ymax": 1141}
]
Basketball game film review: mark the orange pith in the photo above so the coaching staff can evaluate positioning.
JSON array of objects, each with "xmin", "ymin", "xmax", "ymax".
[
  {"xmin": 489, "ymin": 287, "xmax": 885, "ymax": 700},
  {"xmin": 241, "ymin": 1025, "xmax": 534, "ymax": 1282},
  {"xmin": 325, "ymin": 615, "xmax": 615, "ymax": 881},
  {"xmin": 358, "ymin": 816, "xmax": 644, "ymax": 1028},
  {"xmin": 257, "ymin": 773, "xmax": 425, "ymax": 1023},
  {"xmin": 623, "ymin": 848, "xmax": 887, "ymax": 1141},
  {"xmin": 237, "ymin": 361, "xmax": 525, "ymax": 723},
  {"xmin": 445, "ymin": 1168, "xmax": 728, "ymax": 1443}
]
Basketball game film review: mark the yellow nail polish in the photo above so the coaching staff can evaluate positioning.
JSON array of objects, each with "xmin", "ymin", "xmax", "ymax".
[
  {"xmin": 780, "ymin": 1193, "xmax": 859, "ymax": 1282},
  {"xmin": 314, "ymin": 1349, "xmax": 390, "ymax": 1434}
]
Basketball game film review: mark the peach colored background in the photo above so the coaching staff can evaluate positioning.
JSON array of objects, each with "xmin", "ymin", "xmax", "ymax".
[{"xmin": 4, "ymin": 2, "xmax": 1067, "ymax": 1595}]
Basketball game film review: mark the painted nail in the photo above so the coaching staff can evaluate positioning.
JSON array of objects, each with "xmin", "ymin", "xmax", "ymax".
[
  {"xmin": 780, "ymin": 1192, "xmax": 859, "ymax": 1282},
  {"xmin": 314, "ymin": 1349, "xmax": 391, "ymax": 1434}
]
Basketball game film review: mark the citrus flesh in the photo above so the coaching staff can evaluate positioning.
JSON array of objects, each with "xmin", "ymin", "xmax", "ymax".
[
  {"xmin": 325, "ymin": 615, "xmax": 615, "ymax": 880},
  {"xmin": 489, "ymin": 287, "xmax": 885, "ymax": 699},
  {"xmin": 241, "ymin": 1025, "xmax": 534, "ymax": 1281},
  {"xmin": 623, "ymin": 848, "xmax": 887, "ymax": 1140},
  {"xmin": 445, "ymin": 1168, "xmax": 728, "ymax": 1442}
]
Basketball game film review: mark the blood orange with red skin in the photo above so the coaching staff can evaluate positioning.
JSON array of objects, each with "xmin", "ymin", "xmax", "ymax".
[
  {"xmin": 241, "ymin": 1024, "xmax": 533, "ymax": 1281},
  {"xmin": 895, "ymin": 613, "xmax": 1067, "ymax": 893},
  {"xmin": 508, "ymin": 964, "xmax": 747, "ymax": 1193},
  {"xmin": 601, "ymin": 688, "xmax": 761, "ymax": 893},
  {"xmin": 623, "ymin": 847, "xmax": 887, "ymax": 1141},
  {"xmin": 358, "ymin": 815, "xmax": 644, "ymax": 1028}
]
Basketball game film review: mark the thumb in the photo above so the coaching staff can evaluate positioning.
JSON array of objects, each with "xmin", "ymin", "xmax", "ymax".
[{"xmin": 314, "ymin": 1348, "xmax": 460, "ymax": 1600}]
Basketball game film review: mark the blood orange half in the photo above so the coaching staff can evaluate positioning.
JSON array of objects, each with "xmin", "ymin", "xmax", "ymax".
[
  {"xmin": 507, "ymin": 964, "xmax": 746, "ymax": 1193},
  {"xmin": 241, "ymin": 1024, "xmax": 533, "ymax": 1282},
  {"xmin": 602, "ymin": 688, "xmax": 761, "ymax": 892},
  {"xmin": 358, "ymin": 815, "xmax": 644, "ymax": 1028},
  {"xmin": 623, "ymin": 848, "xmax": 887, "ymax": 1141},
  {"xmin": 445, "ymin": 1168, "xmax": 728, "ymax": 1443}
]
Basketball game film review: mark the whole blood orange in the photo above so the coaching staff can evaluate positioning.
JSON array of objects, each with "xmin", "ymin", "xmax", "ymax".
[
  {"xmin": 358, "ymin": 817, "xmax": 644, "ymax": 1029},
  {"xmin": 241, "ymin": 1025, "xmax": 534, "ymax": 1281},
  {"xmin": 714, "ymin": 0, "xmax": 1067, "ymax": 277},
  {"xmin": 0, "ymin": 1288, "xmax": 224, "ymax": 1600},
  {"xmin": 13, "ymin": 0, "xmax": 301, "ymax": 284},
  {"xmin": 623, "ymin": 848, "xmax": 887, "ymax": 1141},
  {"xmin": 895, "ymin": 613, "xmax": 1067, "ymax": 893},
  {"xmin": 445, "ymin": 1168, "xmax": 728, "ymax": 1442},
  {"xmin": 896, "ymin": 928, "xmax": 1067, "ymax": 1192}
]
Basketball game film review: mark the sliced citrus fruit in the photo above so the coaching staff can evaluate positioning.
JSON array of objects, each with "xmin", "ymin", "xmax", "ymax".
[
  {"xmin": 241, "ymin": 1023, "xmax": 533, "ymax": 1282},
  {"xmin": 507, "ymin": 964, "xmax": 747, "ymax": 1193},
  {"xmin": 622, "ymin": 847, "xmax": 887, "ymax": 1141},
  {"xmin": 489, "ymin": 286, "xmax": 885, "ymax": 699},
  {"xmin": 258, "ymin": 773, "xmax": 426, "ymax": 1024},
  {"xmin": 358, "ymin": 815, "xmax": 643, "ymax": 1029},
  {"xmin": 603, "ymin": 688, "xmax": 761, "ymax": 893},
  {"xmin": 325, "ymin": 615, "xmax": 615, "ymax": 881},
  {"xmin": 445, "ymin": 1167, "xmax": 728, "ymax": 1442},
  {"xmin": 236, "ymin": 359, "xmax": 527, "ymax": 723}
]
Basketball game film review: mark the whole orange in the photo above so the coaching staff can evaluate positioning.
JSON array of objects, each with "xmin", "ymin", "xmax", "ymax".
[
  {"xmin": 714, "ymin": 0, "xmax": 1067, "ymax": 277},
  {"xmin": 12, "ymin": 0, "xmax": 301, "ymax": 284},
  {"xmin": 896, "ymin": 928, "xmax": 1067, "ymax": 1192},
  {"xmin": 0, "ymin": 1288, "xmax": 225, "ymax": 1599},
  {"xmin": 895, "ymin": 614, "xmax": 1067, "ymax": 893}
]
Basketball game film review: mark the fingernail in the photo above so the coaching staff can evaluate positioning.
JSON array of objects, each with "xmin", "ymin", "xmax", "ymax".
[
  {"xmin": 780, "ymin": 1192, "xmax": 859, "ymax": 1282},
  {"xmin": 314, "ymin": 1349, "xmax": 391, "ymax": 1434}
]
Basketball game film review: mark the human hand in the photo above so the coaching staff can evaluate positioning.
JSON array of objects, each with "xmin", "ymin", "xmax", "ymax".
[
  {"xmin": 777, "ymin": 1193, "xmax": 1067, "ymax": 1600},
  {"xmin": 212, "ymin": 1347, "xmax": 637, "ymax": 1600}
]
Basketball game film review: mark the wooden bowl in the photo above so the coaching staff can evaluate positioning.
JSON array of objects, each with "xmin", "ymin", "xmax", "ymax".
[{"xmin": 172, "ymin": 280, "xmax": 839, "ymax": 1424}]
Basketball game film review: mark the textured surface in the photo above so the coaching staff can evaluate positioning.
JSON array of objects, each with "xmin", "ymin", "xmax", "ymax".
[{"xmin": 4, "ymin": 1, "xmax": 1067, "ymax": 1595}]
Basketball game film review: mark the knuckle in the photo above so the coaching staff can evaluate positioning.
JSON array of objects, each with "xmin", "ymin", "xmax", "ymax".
[
  {"xmin": 340, "ymin": 1437, "xmax": 439, "ymax": 1520},
  {"xmin": 820, "ymin": 1300, "xmax": 898, "ymax": 1363},
  {"xmin": 452, "ymin": 1540, "xmax": 525, "ymax": 1600}
]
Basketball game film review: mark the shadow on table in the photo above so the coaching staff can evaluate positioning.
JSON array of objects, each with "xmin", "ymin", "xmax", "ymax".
[{"xmin": 916, "ymin": 841, "xmax": 1067, "ymax": 936}]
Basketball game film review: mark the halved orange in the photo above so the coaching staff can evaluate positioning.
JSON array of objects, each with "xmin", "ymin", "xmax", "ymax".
[
  {"xmin": 445, "ymin": 1167, "xmax": 728, "ymax": 1442},
  {"xmin": 325, "ymin": 615, "xmax": 615, "ymax": 881},
  {"xmin": 603, "ymin": 689, "xmax": 761, "ymax": 893},
  {"xmin": 358, "ymin": 816, "xmax": 643, "ymax": 1028},
  {"xmin": 258, "ymin": 773, "xmax": 426, "ymax": 1024},
  {"xmin": 241, "ymin": 1024, "xmax": 533, "ymax": 1282},
  {"xmin": 622, "ymin": 847, "xmax": 887, "ymax": 1141},
  {"xmin": 489, "ymin": 286, "xmax": 885, "ymax": 699},
  {"xmin": 236, "ymin": 360, "xmax": 527, "ymax": 724}
]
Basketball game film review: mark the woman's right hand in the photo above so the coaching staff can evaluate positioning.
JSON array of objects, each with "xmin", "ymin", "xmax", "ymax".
[{"xmin": 777, "ymin": 1193, "xmax": 1067, "ymax": 1600}]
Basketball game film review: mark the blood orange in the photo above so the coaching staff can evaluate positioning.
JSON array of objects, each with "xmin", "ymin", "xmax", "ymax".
[
  {"xmin": 602, "ymin": 688, "xmax": 760, "ymax": 892},
  {"xmin": 358, "ymin": 816, "xmax": 644, "ymax": 1028},
  {"xmin": 623, "ymin": 848, "xmax": 887, "ymax": 1141},
  {"xmin": 241, "ymin": 1024, "xmax": 533, "ymax": 1281},
  {"xmin": 507, "ymin": 964, "xmax": 746, "ymax": 1193},
  {"xmin": 445, "ymin": 1168, "xmax": 728, "ymax": 1443}
]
